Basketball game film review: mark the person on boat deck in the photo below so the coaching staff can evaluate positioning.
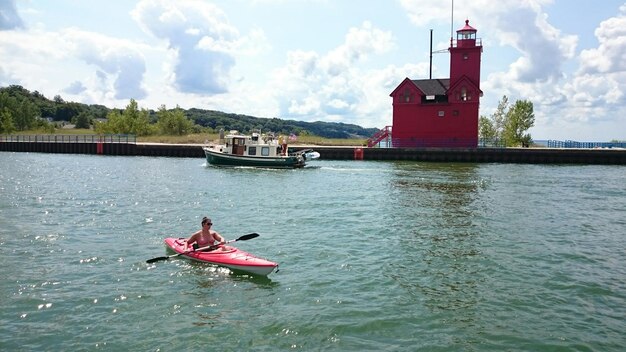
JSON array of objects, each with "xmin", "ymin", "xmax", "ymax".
[
  {"xmin": 185, "ymin": 217, "xmax": 225, "ymax": 251},
  {"xmin": 278, "ymin": 135, "xmax": 287, "ymax": 156}
]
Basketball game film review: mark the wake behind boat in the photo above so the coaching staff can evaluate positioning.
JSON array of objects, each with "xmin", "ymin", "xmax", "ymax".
[
  {"xmin": 163, "ymin": 237, "xmax": 278, "ymax": 276},
  {"xmin": 203, "ymin": 131, "xmax": 319, "ymax": 169}
]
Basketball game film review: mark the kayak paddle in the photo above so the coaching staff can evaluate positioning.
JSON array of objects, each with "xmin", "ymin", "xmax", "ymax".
[{"xmin": 146, "ymin": 233, "xmax": 260, "ymax": 264}]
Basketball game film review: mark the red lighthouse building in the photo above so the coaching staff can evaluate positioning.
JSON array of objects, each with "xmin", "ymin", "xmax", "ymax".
[{"xmin": 386, "ymin": 20, "xmax": 483, "ymax": 148}]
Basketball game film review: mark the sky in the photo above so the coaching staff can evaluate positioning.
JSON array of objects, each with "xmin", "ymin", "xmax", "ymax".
[{"xmin": 1, "ymin": 0, "xmax": 625, "ymax": 141}]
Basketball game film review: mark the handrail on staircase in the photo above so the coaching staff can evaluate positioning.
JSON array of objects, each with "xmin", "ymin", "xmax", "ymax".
[{"xmin": 367, "ymin": 125, "xmax": 392, "ymax": 148}]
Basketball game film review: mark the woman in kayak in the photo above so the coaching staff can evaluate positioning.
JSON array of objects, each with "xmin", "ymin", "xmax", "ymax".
[{"xmin": 185, "ymin": 217, "xmax": 226, "ymax": 251}]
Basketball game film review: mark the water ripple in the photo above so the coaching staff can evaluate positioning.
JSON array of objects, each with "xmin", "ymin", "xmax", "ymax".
[{"xmin": 1, "ymin": 155, "xmax": 625, "ymax": 351}]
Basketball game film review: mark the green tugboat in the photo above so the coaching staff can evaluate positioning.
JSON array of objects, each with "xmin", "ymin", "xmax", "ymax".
[{"xmin": 203, "ymin": 132, "xmax": 319, "ymax": 169}]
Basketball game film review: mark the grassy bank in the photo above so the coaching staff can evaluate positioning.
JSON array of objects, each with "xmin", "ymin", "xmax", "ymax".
[
  {"xmin": 14, "ymin": 129, "xmax": 367, "ymax": 146},
  {"xmin": 141, "ymin": 134, "xmax": 366, "ymax": 146}
]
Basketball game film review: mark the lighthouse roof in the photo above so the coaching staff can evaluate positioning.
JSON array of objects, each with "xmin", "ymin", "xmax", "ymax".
[
  {"xmin": 457, "ymin": 19, "xmax": 476, "ymax": 32},
  {"xmin": 411, "ymin": 79, "xmax": 450, "ymax": 96}
]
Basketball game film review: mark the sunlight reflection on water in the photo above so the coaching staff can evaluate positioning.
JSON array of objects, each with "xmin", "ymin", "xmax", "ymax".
[{"xmin": 1, "ymin": 154, "xmax": 625, "ymax": 351}]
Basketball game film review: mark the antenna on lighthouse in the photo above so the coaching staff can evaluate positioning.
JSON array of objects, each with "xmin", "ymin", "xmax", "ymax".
[
  {"xmin": 429, "ymin": 29, "xmax": 433, "ymax": 79},
  {"xmin": 450, "ymin": 0, "xmax": 454, "ymax": 44},
  {"xmin": 429, "ymin": 0, "xmax": 456, "ymax": 79}
]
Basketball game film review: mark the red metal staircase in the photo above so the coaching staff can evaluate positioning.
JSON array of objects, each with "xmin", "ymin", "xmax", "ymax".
[{"xmin": 367, "ymin": 125, "xmax": 392, "ymax": 147}]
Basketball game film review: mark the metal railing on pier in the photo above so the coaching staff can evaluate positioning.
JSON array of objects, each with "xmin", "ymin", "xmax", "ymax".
[
  {"xmin": 390, "ymin": 137, "xmax": 486, "ymax": 148},
  {"xmin": 0, "ymin": 134, "xmax": 136, "ymax": 144},
  {"xmin": 366, "ymin": 132, "xmax": 506, "ymax": 148},
  {"xmin": 546, "ymin": 140, "xmax": 626, "ymax": 149}
]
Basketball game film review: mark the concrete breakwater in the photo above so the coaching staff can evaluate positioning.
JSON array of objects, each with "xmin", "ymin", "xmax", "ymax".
[{"xmin": 1, "ymin": 140, "xmax": 625, "ymax": 164}]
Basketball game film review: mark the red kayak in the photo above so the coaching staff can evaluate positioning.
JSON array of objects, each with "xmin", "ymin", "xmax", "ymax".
[{"xmin": 163, "ymin": 237, "xmax": 278, "ymax": 276}]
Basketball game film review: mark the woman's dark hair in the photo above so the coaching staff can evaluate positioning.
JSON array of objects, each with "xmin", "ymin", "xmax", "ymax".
[{"xmin": 201, "ymin": 216, "xmax": 211, "ymax": 225}]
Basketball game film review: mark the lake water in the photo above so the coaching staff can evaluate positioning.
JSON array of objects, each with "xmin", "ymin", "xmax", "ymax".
[{"xmin": 1, "ymin": 152, "xmax": 625, "ymax": 351}]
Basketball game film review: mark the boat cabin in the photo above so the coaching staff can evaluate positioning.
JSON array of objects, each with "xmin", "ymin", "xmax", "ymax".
[
  {"xmin": 218, "ymin": 132, "xmax": 286, "ymax": 157},
  {"xmin": 203, "ymin": 131, "xmax": 318, "ymax": 168}
]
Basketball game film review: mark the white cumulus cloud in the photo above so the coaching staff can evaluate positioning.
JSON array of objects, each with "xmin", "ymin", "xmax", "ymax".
[
  {"xmin": 269, "ymin": 21, "xmax": 396, "ymax": 127},
  {"xmin": 131, "ymin": 0, "xmax": 268, "ymax": 95}
]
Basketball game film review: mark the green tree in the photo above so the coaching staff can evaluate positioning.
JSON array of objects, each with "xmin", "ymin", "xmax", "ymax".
[
  {"xmin": 94, "ymin": 99, "xmax": 153, "ymax": 136},
  {"xmin": 103, "ymin": 109, "xmax": 125, "ymax": 134},
  {"xmin": 88, "ymin": 104, "xmax": 109, "ymax": 120},
  {"xmin": 123, "ymin": 99, "xmax": 152, "ymax": 136},
  {"xmin": 478, "ymin": 115, "xmax": 497, "ymax": 141},
  {"xmin": 0, "ymin": 107, "xmax": 16, "ymax": 133},
  {"xmin": 156, "ymin": 105, "xmax": 193, "ymax": 135},
  {"xmin": 13, "ymin": 98, "xmax": 39, "ymax": 130},
  {"xmin": 93, "ymin": 119, "xmax": 112, "ymax": 134},
  {"xmin": 0, "ymin": 91, "xmax": 18, "ymax": 115},
  {"xmin": 33, "ymin": 92, "xmax": 56, "ymax": 118},
  {"xmin": 73, "ymin": 111, "xmax": 92, "ymax": 129},
  {"xmin": 55, "ymin": 102, "xmax": 83, "ymax": 122},
  {"xmin": 479, "ymin": 95, "xmax": 533, "ymax": 147},
  {"xmin": 503, "ymin": 100, "xmax": 535, "ymax": 147},
  {"xmin": 479, "ymin": 95, "xmax": 508, "ymax": 142},
  {"xmin": 492, "ymin": 95, "xmax": 508, "ymax": 138},
  {"xmin": 98, "ymin": 109, "xmax": 128, "ymax": 134}
]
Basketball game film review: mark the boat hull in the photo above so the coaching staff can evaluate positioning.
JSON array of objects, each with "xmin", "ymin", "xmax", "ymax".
[
  {"xmin": 204, "ymin": 147, "xmax": 305, "ymax": 168},
  {"xmin": 164, "ymin": 237, "xmax": 278, "ymax": 276}
]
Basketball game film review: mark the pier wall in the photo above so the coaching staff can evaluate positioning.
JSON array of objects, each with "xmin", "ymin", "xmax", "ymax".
[
  {"xmin": 1, "ymin": 141, "xmax": 625, "ymax": 164},
  {"xmin": 349, "ymin": 147, "xmax": 626, "ymax": 164}
]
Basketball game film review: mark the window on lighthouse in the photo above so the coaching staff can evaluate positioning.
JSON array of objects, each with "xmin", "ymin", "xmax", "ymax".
[
  {"xmin": 459, "ymin": 31, "xmax": 475, "ymax": 40},
  {"xmin": 403, "ymin": 89, "xmax": 412, "ymax": 103},
  {"xmin": 461, "ymin": 87, "xmax": 468, "ymax": 101}
]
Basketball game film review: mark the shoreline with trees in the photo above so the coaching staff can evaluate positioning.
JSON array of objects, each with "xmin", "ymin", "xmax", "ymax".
[
  {"xmin": 2, "ymin": 85, "xmax": 624, "ymax": 147},
  {"xmin": 0, "ymin": 85, "xmax": 377, "ymax": 145}
]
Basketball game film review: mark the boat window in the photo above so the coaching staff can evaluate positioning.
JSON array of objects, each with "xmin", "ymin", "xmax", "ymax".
[
  {"xmin": 248, "ymin": 146, "xmax": 257, "ymax": 155},
  {"xmin": 261, "ymin": 147, "xmax": 270, "ymax": 156}
]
